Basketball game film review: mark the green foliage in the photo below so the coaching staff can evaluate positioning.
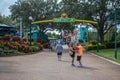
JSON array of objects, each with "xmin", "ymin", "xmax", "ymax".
[
  {"xmin": 0, "ymin": 47, "xmax": 18, "ymax": 56},
  {"xmin": 3, "ymin": 49, "xmax": 18, "ymax": 56},
  {"xmin": 104, "ymin": 28, "xmax": 114, "ymax": 42},
  {"xmin": 21, "ymin": 44, "xmax": 32, "ymax": 53},
  {"xmin": 0, "ymin": 34, "xmax": 44, "ymax": 56},
  {"xmin": 105, "ymin": 41, "xmax": 120, "ymax": 49},
  {"xmin": 0, "ymin": 14, "xmax": 13, "ymax": 26},
  {"xmin": 47, "ymin": 32, "xmax": 58, "ymax": 38},
  {"xmin": 0, "ymin": 48, "xmax": 3, "ymax": 54},
  {"xmin": 85, "ymin": 41, "xmax": 120, "ymax": 51},
  {"xmin": 90, "ymin": 48, "xmax": 120, "ymax": 63},
  {"xmin": 88, "ymin": 32, "xmax": 97, "ymax": 41},
  {"xmin": 9, "ymin": 0, "xmax": 120, "ymax": 43},
  {"xmin": 31, "ymin": 46, "xmax": 40, "ymax": 52},
  {"xmin": 89, "ymin": 40, "xmax": 97, "ymax": 45},
  {"xmin": 3, "ymin": 34, "xmax": 11, "ymax": 41},
  {"xmin": 12, "ymin": 36, "xmax": 21, "ymax": 42},
  {"xmin": 117, "ymin": 31, "xmax": 120, "ymax": 41},
  {"xmin": 85, "ymin": 44, "xmax": 106, "ymax": 51},
  {"xmin": 0, "ymin": 36, "xmax": 2, "ymax": 40},
  {"xmin": 0, "ymin": 43, "xmax": 4, "ymax": 49},
  {"xmin": 9, "ymin": 0, "xmax": 59, "ymax": 30}
]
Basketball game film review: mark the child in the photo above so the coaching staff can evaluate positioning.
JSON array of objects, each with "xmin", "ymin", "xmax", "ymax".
[
  {"xmin": 69, "ymin": 43, "xmax": 76, "ymax": 66},
  {"xmin": 56, "ymin": 43, "xmax": 63, "ymax": 61},
  {"xmin": 76, "ymin": 43, "xmax": 83, "ymax": 67}
]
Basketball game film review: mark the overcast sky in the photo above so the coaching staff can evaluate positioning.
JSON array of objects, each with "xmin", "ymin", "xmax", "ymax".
[
  {"xmin": 0, "ymin": 0, "xmax": 61, "ymax": 16},
  {"xmin": 0, "ymin": 0, "xmax": 17, "ymax": 16}
]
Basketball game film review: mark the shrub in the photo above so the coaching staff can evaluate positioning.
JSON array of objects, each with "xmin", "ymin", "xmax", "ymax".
[
  {"xmin": 19, "ymin": 39, "xmax": 24, "ymax": 44},
  {"xmin": 0, "ymin": 49, "xmax": 18, "ymax": 56},
  {"xmin": 3, "ymin": 41, "xmax": 11, "ymax": 48},
  {"xmin": 89, "ymin": 40, "xmax": 97, "ymax": 45},
  {"xmin": 0, "ymin": 43, "xmax": 4, "ymax": 49},
  {"xmin": 24, "ymin": 41, "xmax": 30, "ymax": 45},
  {"xmin": 10, "ymin": 42, "xmax": 21, "ymax": 50},
  {"xmin": 23, "ymin": 37, "xmax": 27, "ymax": 41},
  {"xmin": 36, "ymin": 39, "xmax": 41, "ymax": 43},
  {"xmin": 43, "ymin": 42, "xmax": 50, "ymax": 48},
  {"xmin": 0, "ymin": 48, "xmax": 3, "ymax": 55},
  {"xmin": 21, "ymin": 44, "xmax": 32, "ymax": 53},
  {"xmin": 3, "ymin": 49, "xmax": 18, "ymax": 56},
  {"xmin": 85, "ymin": 44, "xmax": 106, "ymax": 51},
  {"xmin": 3, "ymin": 34, "xmax": 11, "ymax": 41},
  {"xmin": 39, "ymin": 45, "xmax": 43, "ymax": 51},
  {"xmin": 82, "ymin": 42, "xmax": 91, "ymax": 46},
  {"xmin": 0, "ymin": 36, "xmax": 2, "ymax": 40},
  {"xmin": 105, "ymin": 41, "xmax": 120, "ymax": 49},
  {"xmin": 12, "ymin": 36, "xmax": 21, "ymax": 42},
  {"xmin": 31, "ymin": 46, "xmax": 40, "ymax": 52},
  {"xmin": 117, "ymin": 41, "xmax": 120, "ymax": 47}
]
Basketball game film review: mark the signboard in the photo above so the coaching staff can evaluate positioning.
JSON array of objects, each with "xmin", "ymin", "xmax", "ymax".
[{"xmin": 54, "ymin": 18, "xmax": 75, "ymax": 22}]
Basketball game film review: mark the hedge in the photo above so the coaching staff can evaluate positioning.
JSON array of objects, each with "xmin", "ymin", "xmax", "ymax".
[
  {"xmin": 105, "ymin": 41, "xmax": 120, "ymax": 49},
  {"xmin": 31, "ymin": 45, "xmax": 43, "ymax": 52},
  {"xmin": 85, "ymin": 44, "xmax": 106, "ymax": 51},
  {"xmin": 85, "ymin": 41, "xmax": 120, "ymax": 51}
]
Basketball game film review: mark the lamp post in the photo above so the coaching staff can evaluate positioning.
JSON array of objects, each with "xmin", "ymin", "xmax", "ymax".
[
  {"xmin": 19, "ymin": 16, "xmax": 23, "ymax": 37},
  {"xmin": 113, "ymin": 0, "xmax": 117, "ymax": 59},
  {"xmin": 29, "ymin": 16, "xmax": 33, "ymax": 46}
]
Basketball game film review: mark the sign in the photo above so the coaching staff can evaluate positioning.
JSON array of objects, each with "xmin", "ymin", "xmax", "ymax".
[
  {"xmin": 61, "ymin": 13, "xmax": 68, "ymax": 18},
  {"xmin": 54, "ymin": 18, "xmax": 75, "ymax": 22}
]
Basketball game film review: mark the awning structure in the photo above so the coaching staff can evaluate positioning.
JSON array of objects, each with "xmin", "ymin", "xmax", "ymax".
[{"xmin": 0, "ymin": 23, "xmax": 17, "ymax": 36}]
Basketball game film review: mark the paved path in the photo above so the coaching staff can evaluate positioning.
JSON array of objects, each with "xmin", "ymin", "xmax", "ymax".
[{"xmin": 0, "ymin": 45, "xmax": 120, "ymax": 80}]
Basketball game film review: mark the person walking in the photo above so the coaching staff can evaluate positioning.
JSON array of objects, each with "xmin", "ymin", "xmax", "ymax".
[
  {"xmin": 50, "ymin": 42, "xmax": 53, "ymax": 51},
  {"xmin": 69, "ymin": 43, "xmax": 76, "ymax": 66},
  {"xmin": 76, "ymin": 43, "xmax": 83, "ymax": 67},
  {"xmin": 56, "ymin": 43, "xmax": 63, "ymax": 61}
]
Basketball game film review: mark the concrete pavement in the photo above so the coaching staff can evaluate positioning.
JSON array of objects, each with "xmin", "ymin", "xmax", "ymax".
[{"xmin": 0, "ymin": 45, "xmax": 120, "ymax": 80}]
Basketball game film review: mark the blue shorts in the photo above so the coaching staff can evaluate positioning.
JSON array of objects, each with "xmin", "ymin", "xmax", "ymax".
[{"xmin": 57, "ymin": 52, "xmax": 62, "ymax": 55}]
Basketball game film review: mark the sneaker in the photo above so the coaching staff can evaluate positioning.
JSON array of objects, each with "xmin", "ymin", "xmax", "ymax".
[
  {"xmin": 79, "ymin": 64, "xmax": 83, "ymax": 67},
  {"xmin": 71, "ymin": 64, "xmax": 75, "ymax": 66}
]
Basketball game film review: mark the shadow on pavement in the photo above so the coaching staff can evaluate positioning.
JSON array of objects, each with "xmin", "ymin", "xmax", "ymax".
[
  {"xmin": 60, "ymin": 60, "xmax": 71, "ymax": 63},
  {"xmin": 72, "ymin": 65, "xmax": 98, "ymax": 70}
]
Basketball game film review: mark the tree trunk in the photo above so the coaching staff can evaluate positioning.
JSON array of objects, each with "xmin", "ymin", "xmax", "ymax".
[
  {"xmin": 99, "ymin": 28, "xmax": 104, "ymax": 43},
  {"xmin": 99, "ymin": 21, "xmax": 104, "ymax": 43}
]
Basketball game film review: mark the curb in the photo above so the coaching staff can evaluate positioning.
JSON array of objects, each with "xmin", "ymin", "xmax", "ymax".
[{"xmin": 90, "ymin": 53, "xmax": 120, "ymax": 66}]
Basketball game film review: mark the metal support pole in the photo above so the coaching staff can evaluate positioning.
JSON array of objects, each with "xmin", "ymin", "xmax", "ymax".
[
  {"xmin": 20, "ymin": 17, "xmax": 22, "ymax": 37},
  {"xmin": 30, "ymin": 21, "xmax": 32, "ymax": 46},
  {"xmin": 114, "ymin": 6, "xmax": 117, "ymax": 59},
  {"xmin": 97, "ymin": 24, "xmax": 99, "ymax": 52}
]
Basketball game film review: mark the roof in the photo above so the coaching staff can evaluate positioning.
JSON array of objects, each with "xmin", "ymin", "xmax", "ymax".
[{"xmin": 0, "ymin": 23, "xmax": 16, "ymax": 31}]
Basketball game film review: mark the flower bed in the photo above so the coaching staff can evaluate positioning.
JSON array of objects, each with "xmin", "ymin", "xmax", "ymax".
[{"xmin": 0, "ymin": 35, "xmax": 43, "ymax": 56}]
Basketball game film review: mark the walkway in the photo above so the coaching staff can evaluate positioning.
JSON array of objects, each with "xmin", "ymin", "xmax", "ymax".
[{"xmin": 0, "ymin": 45, "xmax": 120, "ymax": 80}]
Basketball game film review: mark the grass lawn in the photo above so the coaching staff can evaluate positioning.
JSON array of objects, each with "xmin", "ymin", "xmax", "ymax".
[{"xmin": 89, "ymin": 48, "xmax": 120, "ymax": 63}]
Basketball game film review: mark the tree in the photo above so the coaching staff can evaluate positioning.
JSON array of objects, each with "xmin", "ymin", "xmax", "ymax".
[
  {"xmin": 9, "ymin": 0, "xmax": 120, "ymax": 43},
  {"xmin": 88, "ymin": 0, "xmax": 120, "ymax": 43},
  {"xmin": 0, "ymin": 14, "xmax": 13, "ymax": 26},
  {"xmin": 117, "ymin": 30, "xmax": 120, "ymax": 41},
  {"xmin": 104, "ymin": 27, "xmax": 114, "ymax": 42},
  {"xmin": 9, "ymin": 0, "xmax": 60, "ymax": 41},
  {"xmin": 60, "ymin": 0, "xmax": 120, "ymax": 43}
]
